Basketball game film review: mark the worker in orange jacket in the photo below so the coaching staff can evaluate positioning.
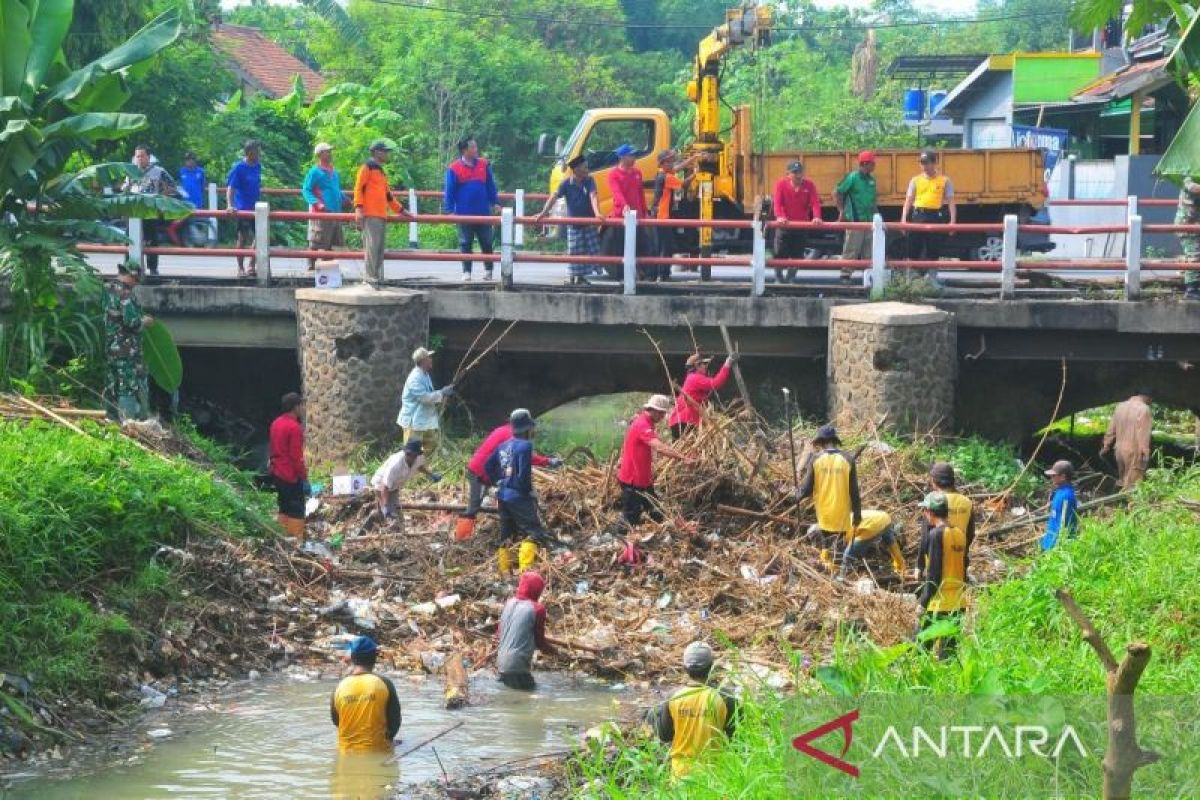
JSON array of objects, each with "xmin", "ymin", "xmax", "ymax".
[{"xmin": 354, "ymin": 139, "xmax": 410, "ymax": 287}]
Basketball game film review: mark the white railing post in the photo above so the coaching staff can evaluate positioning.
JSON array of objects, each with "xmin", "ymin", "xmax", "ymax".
[
  {"xmin": 514, "ymin": 189, "xmax": 526, "ymax": 247},
  {"xmin": 128, "ymin": 216, "xmax": 144, "ymax": 270},
  {"xmin": 623, "ymin": 210, "xmax": 638, "ymax": 296},
  {"xmin": 869, "ymin": 214, "xmax": 887, "ymax": 298},
  {"xmin": 1000, "ymin": 214, "xmax": 1018, "ymax": 300},
  {"xmin": 1126, "ymin": 194, "xmax": 1139, "ymax": 222},
  {"xmin": 1125, "ymin": 213, "xmax": 1142, "ymax": 301},
  {"xmin": 254, "ymin": 201, "xmax": 271, "ymax": 286},
  {"xmin": 499, "ymin": 207, "xmax": 515, "ymax": 291},
  {"xmin": 207, "ymin": 181, "xmax": 219, "ymax": 243},
  {"xmin": 408, "ymin": 188, "xmax": 419, "ymax": 247},
  {"xmin": 751, "ymin": 219, "xmax": 766, "ymax": 297}
]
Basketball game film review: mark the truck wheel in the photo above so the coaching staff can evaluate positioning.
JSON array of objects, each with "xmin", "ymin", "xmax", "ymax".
[{"xmin": 976, "ymin": 235, "xmax": 1004, "ymax": 262}]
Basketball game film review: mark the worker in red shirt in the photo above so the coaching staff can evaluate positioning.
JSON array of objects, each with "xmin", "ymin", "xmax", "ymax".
[
  {"xmin": 618, "ymin": 394, "xmax": 694, "ymax": 528},
  {"xmin": 268, "ymin": 392, "xmax": 309, "ymax": 544},
  {"xmin": 668, "ymin": 352, "xmax": 737, "ymax": 439},
  {"xmin": 772, "ymin": 160, "xmax": 823, "ymax": 285},
  {"xmin": 461, "ymin": 409, "xmax": 563, "ymax": 521},
  {"xmin": 603, "ymin": 143, "xmax": 650, "ymax": 279}
]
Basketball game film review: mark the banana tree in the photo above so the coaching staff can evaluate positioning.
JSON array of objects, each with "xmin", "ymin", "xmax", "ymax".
[{"xmin": 0, "ymin": 1, "xmax": 187, "ymax": 389}]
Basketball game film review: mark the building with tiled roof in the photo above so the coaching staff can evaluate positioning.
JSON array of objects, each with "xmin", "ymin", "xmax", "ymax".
[{"xmin": 211, "ymin": 23, "xmax": 326, "ymax": 102}]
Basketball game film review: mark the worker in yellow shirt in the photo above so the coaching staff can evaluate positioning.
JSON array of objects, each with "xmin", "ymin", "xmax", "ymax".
[
  {"xmin": 653, "ymin": 642, "xmax": 737, "ymax": 779},
  {"xmin": 796, "ymin": 425, "xmax": 862, "ymax": 547},
  {"xmin": 815, "ymin": 508, "xmax": 905, "ymax": 579},
  {"xmin": 900, "ymin": 151, "xmax": 957, "ymax": 284},
  {"xmin": 919, "ymin": 462, "xmax": 976, "ymax": 580},
  {"xmin": 915, "ymin": 492, "xmax": 968, "ymax": 660},
  {"xmin": 330, "ymin": 636, "xmax": 401, "ymax": 753}
]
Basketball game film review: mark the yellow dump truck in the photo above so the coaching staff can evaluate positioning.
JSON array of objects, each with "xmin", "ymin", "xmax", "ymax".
[{"xmin": 539, "ymin": 3, "xmax": 1049, "ymax": 269}]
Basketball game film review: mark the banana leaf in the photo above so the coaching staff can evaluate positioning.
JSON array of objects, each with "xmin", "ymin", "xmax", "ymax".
[
  {"xmin": 142, "ymin": 320, "xmax": 182, "ymax": 393},
  {"xmin": 1154, "ymin": 99, "xmax": 1200, "ymax": 184}
]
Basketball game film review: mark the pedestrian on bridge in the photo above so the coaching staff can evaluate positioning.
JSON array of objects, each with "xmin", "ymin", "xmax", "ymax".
[
  {"xmin": 354, "ymin": 139, "xmax": 410, "ymax": 288},
  {"xmin": 1101, "ymin": 389, "xmax": 1153, "ymax": 489},
  {"xmin": 166, "ymin": 151, "xmax": 206, "ymax": 246},
  {"xmin": 269, "ymin": 392, "xmax": 309, "ymax": 544},
  {"xmin": 444, "ymin": 137, "xmax": 499, "ymax": 282},
  {"xmin": 901, "ymin": 151, "xmax": 956, "ymax": 285},
  {"xmin": 535, "ymin": 155, "xmax": 601, "ymax": 285},
  {"xmin": 772, "ymin": 160, "xmax": 823, "ymax": 285},
  {"xmin": 225, "ymin": 140, "xmax": 262, "ymax": 278},
  {"xmin": 667, "ymin": 352, "xmax": 736, "ymax": 439},
  {"xmin": 618, "ymin": 394, "xmax": 695, "ymax": 528},
  {"xmin": 123, "ymin": 145, "xmax": 178, "ymax": 277},
  {"xmin": 1174, "ymin": 176, "xmax": 1200, "ymax": 300},
  {"xmin": 603, "ymin": 144, "xmax": 651, "ymax": 277},
  {"xmin": 649, "ymin": 149, "xmax": 699, "ymax": 282},
  {"xmin": 834, "ymin": 151, "xmax": 877, "ymax": 284},
  {"xmin": 397, "ymin": 347, "xmax": 453, "ymax": 454},
  {"xmin": 302, "ymin": 142, "xmax": 345, "ymax": 271}
]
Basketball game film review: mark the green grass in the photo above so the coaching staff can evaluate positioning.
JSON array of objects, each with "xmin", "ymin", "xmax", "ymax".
[
  {"xmin": 0, "ymin": 419, "xmax": 273, "ymax": 699},
  {"xmin": 930, "ymin": 435, "xmax": 1041, "ymax": 499},
  {"xmin": 567, "ymin": 464, "xmax": 1200, "ymax": 797}
]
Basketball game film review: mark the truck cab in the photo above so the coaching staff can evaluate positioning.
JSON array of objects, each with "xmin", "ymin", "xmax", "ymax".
[{"xmin": 545, "ymin": 108, "xmax": 671, "ymax": 217}]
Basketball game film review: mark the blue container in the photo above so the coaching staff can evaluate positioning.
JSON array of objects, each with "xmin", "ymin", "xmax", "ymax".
[
  {"xmin": 928, "ymin": 90, "xmax": 948, "ymax": 116},
  {"xmin": 903, "ymin": 88, "xmax": 926, "ymax": 122}
]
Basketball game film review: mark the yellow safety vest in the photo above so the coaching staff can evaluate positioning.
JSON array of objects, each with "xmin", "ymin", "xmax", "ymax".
[
  {"xmin": 928, "ymin": 524, "xmax": 967, "ymax": 613},
  {"xmin": 945, "ymin": 492, "xmax": 973, "ymax": 539},
  {"xmin": 850, "ymin": 509, "xmax": 891, "ymax": 545},
  {"xmin": 912, "ymin": 174, "xmax": 949, "ymax": 210},
  {"xmin": 667, "ymin": 684, "xmax": 731, "ymax": 778},
  {"xmin": 332, "ymin": 673, "xmax": 393, "ymax": 753},
  {"xmin": 810, "ymin": 450, "xmax": 854, "ymax": 534}
]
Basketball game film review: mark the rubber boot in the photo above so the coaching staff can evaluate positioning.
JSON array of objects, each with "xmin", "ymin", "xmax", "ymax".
[
  {"xmin": 888, "ymin": 541, "xmax": 906, "ymax": 575},
  {"xmin": 287, "ymin": 516, "xmax": 306, "ymax": 544},
  {"xmin": 496, "ymin": 546, "xmax": 512, "ymax": 576},
  {"xmin": 819, "ymin": 548, "xmax": 835, "ymax": 571},
  {"xmin": 518, "ymin": 540, "xmax": 539, "ymax": 572}
]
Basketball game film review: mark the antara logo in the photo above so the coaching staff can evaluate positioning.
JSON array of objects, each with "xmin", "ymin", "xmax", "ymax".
[{"xmin": 792, "ymin": 709, "xmax": 1090, "ymax": 777}]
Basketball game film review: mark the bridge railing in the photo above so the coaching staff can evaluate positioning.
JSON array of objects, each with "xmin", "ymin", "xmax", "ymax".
[{"xmin": 75, "ymin": 184, "xmax": 1200, "ymax": 299}]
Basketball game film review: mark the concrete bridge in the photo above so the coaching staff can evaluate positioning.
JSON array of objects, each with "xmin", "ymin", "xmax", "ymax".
[{"xmin": 137, "ymin": 284, "xmax": 1200, "ymax": 462}]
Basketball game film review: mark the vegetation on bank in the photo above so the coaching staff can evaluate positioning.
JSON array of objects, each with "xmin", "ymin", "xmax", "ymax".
[
  {"xmin": 0, "ymin": 420, "xmax": 271, "ymax": 699},
  {"xmin": 568, "ymin": 465, "xmax": 1200, "ymax": 798}
]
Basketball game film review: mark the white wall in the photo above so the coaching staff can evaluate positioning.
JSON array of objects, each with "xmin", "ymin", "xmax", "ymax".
[{"xmin": 959, "ymin": 73, "xmax": 1015, "ymax": 149}]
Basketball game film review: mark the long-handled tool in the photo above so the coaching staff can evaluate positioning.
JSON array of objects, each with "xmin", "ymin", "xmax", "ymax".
[
  {"xmin": 719, "ymin": 323, "xmax": 754, "ymax": 415},
  {"xmin": 782, "ymin": 387, "xmax": 802, "ymax": 529},
  {"xmin": 391, "ymin": 719, "xmax": 465, "ymax": 762}
]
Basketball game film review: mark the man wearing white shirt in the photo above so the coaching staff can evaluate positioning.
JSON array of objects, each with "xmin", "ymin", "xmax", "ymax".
[{"xmin": 371, "ymin": 439, "xmax": 441, "ymax": 527}]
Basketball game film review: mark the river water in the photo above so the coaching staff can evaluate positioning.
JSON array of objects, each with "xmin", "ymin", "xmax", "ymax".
[{"xmin": 11, "ymin": 672, "xmax": 624, "ymax": 799}]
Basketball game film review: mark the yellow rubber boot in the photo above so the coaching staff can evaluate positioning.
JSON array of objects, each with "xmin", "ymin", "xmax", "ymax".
[
  {"xmin": 518, "ymin": 540, "xmax": 539, "ymax": 572},
  {"xmin": 888, "ymin": 541, "xmax": 906, "ymax": 575},
  {"xmin": 496, "ymin": 547, "xmax": 512, "ymax": 576},
  {"xmin": 819, "ymin": 548, "xmax": 834, "ymax": 571}
]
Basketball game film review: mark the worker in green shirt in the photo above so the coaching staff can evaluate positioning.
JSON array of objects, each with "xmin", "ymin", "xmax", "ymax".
[{"xmin": 834, "ymin": 150, "xmax": 878, "ymax": 284}]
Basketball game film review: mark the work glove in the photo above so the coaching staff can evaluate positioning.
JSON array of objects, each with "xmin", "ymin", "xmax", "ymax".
[
  {"xmin": 302, "ymin": 480, "xmax": 313, "ymax": 498},
  {"xmin": 441, "ymin": 385, "xmax": 456, "ymax": 398},
  {"xmin": 726, "ymin": 352, "xmax": 740, "ymax": 365},
  {"xmin": 429, "ymin": 472, "xmax": 443, "ymax": 483},
  {"xmin": 548, "ymin": 457, "xmax": 564, "ymax": 468}
]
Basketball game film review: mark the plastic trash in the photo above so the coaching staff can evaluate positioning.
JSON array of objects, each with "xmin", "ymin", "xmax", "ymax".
[
  {"xmin": 575, "ymin": 581, "xmax": 590, "ymax": 595},
  {"xmin": 146, "ymin": 728, "xmax": 173, "ymax": 739},
  {"xmin": 139, "ymin": 685, "xmax": 167, "ymax": 708},
  {"xmin": 656, "ymin": 592, "xmax": 673, "ymax": 608},
  {"xmin": 434, "ymin": 594, "xmax": 460, "ymax": 610}
]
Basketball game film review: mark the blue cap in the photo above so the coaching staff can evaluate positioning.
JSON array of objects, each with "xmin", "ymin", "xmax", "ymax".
[
  {"xmin": 614, "ymin": 144, "xmax": 636, "ymax": 158},
  {"xmin": 347, "ymin": 636, "xmax": 378, "ymax": 657}
]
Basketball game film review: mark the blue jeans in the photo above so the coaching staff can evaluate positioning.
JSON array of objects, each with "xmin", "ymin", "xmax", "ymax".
[{"xmin": 457, "ymin": 223, "xmax": 495, "ymax": 274}]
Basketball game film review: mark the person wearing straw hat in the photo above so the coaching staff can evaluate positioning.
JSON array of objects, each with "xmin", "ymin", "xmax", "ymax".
[
  {"xmin": 330, "ymin": 636, "xmax": 401, "ymax": 752},
  {"xmin": 652, "ymin": 641, "xmax": 737, "ymax": 779},
  {"xmin": 796, "ymin": 425, "xmax": 862, "ymax": 556},
  {"xmin": 1040, "ymin": 460, "xmax": 1079, "ymax": 551},
  {"xmin": 354, "ymin": 138, "xmax": 410, "ymax": 288},
  {"xmin": 302, "ymin": 142, "xmax": 345, "ymax": 271},
  {"xmin": 915, "ymin": 491, "xmax": 967, "ymax": 659},
  {"xmin": 534, "ymin": 155, "xmax": 601, "ymax": 285},
  {"xmin": 618, "ymin": 394, "xmax": 695, "ymax": 528},
  {"xmin": 397, "ymin": 347, "xmax": 453, "ymax": 454},
  {"xmin": 668, "ymin": 352, "xmax": 737, "ymax": 440},
  {"xmin": 103, "ymin": 260, "xmax": 153, "ymax": 421},
  {"xmin": 370, "ymin": 439, "xmax": 442, "ymax": 530},
  {"xmin": 484, "ymin": 411, "xmax": 560, "ymax": 575}
]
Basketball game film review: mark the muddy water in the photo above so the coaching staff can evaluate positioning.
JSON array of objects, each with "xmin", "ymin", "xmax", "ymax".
[{"xmin": 13, "ymin": 673, "xmax": 623, "ymax": 799}]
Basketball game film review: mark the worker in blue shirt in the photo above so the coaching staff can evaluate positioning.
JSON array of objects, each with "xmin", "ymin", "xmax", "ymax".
[
  {"xmin": 168, "ymin": 152, "xmax": 207, "ymax": 245},
  {"xmin": 443, "ymin": 137, "xmax": 499, "ymax": 282},
  {"xmin": 485, "ymin": 410, "xmax": 558, "ymax": 575},
  {"xmin": 1040, "ymin": 460, "xmax": 1079, "ymax": 550}
]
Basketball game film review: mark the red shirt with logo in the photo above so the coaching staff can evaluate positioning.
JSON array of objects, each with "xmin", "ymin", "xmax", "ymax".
[
  {"xmin": 608, "ymin": 165, "xmax": 647, "ymax": 217},
  {"xmin": 773, "ymin": 176, "xmax": 822, "ymax": 221},
  {"xmin": 618, "ymin": 411, "xmax": 660, "ymax": 488}
]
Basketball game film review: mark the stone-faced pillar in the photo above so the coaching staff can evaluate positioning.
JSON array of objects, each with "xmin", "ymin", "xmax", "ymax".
[
  {"xmin": 828, "ymin": 302, "xmax": 956, "ymax": 435},
  {"xmin": 295, "ymin": 287, "xmax": 429, "ymax": 466}
]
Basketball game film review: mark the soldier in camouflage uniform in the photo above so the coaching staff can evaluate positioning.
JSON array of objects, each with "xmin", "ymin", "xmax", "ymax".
[
  {"xmin": 1176, "ymin": 176, "xmax": 1200, "ymax": 300},
  {"xmin": 104, "ymin": 261, "xmax": 153, "ymax": 420}
]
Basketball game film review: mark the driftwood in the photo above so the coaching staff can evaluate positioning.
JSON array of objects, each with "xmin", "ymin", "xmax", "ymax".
[
  {"xmin": 1056, "ymin": 589, "xmax": 1160, "ymax": 800},
  {"xmin": 442, "ymin": 651, "xmax": 469, "ymax": 709},
  {"xmin": 398, "ymin": 502, "xmax": 497, "ymax": 515},
  {"xmin": 719, "ymin": 323, "xmax": 754, "ymax": 415},
  {"xmin": 716, "ymin": 503, "xmax": 798, "ymax": 528},
  {"xmin": 987, "ymin": 492, "xmax": 1131, "ymax": 539},
  {"xmin": 392, "ymin": 719, "xmax": 465, "ymax": 761}
]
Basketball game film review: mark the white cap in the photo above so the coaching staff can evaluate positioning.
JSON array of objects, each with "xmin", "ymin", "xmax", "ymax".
[
  {"xmin": 412, "ymin": 347, "xmax": 436, "ymax": 363},
  {"xmin": 313, "ymin": 142, "xmax": 334, "ymax": 155},
  {"xmin": 644, "ymin": 394, "xmax": 672, "ymax": 413}
]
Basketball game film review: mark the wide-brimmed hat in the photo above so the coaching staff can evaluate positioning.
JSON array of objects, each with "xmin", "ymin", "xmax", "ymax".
[
  {"xmin": 643, "ymin": 394, "xmax": 672, "ymax": 413},
  {"xmin": 313, "ymin": 142, "xmax": 334, "ymax": 155},
  {"xmin": 685, "ymin": 353, "xmax": 712, "ymax": 369},
  {"xmin": 412, "ymin": 347, "xmax": 436, "ymax": 363}
]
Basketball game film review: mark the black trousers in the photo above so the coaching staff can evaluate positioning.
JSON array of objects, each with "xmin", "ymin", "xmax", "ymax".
[
  {"xmin": 498, "ymin": 495, "xmax": 553, "ymax": 546},
  {"xmin": 773, "ymin": 228, "xmax": 807, "ymax": 282},
  {"xmin": 274, "ymin": 477, "xmax": 305, "ymax": 520},
  {"xmin": 621, "ymin": 483, "xmax": 663, "ymax": 527},
  {"xmin": 907, "ymin": 208, "xmax": 947, "ymax": 264},
  {"xmin": 143, "ymin": 218, "xmax": 165, "ymax": 274},
  {"xmin": 499, "ymin": 671, "xmax": 536, "ymax": 691}
]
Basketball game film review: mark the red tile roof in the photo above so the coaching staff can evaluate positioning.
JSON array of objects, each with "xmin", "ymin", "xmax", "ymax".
[
  {"xmin": 1072, "ymin": 56, "xmax": 1172, "ymax": 102},
  {"xmin": 212, "ymin": 24, "xmax": 326, "ymax": 101}
]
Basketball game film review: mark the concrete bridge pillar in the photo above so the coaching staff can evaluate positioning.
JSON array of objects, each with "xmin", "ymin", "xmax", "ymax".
[
  {"xmin": 828, "ymin": 302, "xmax": 956, "ymax": 435},
  {"xmin": 295, "ymin": 287, "xmax": 429, "ymax": 466}
]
